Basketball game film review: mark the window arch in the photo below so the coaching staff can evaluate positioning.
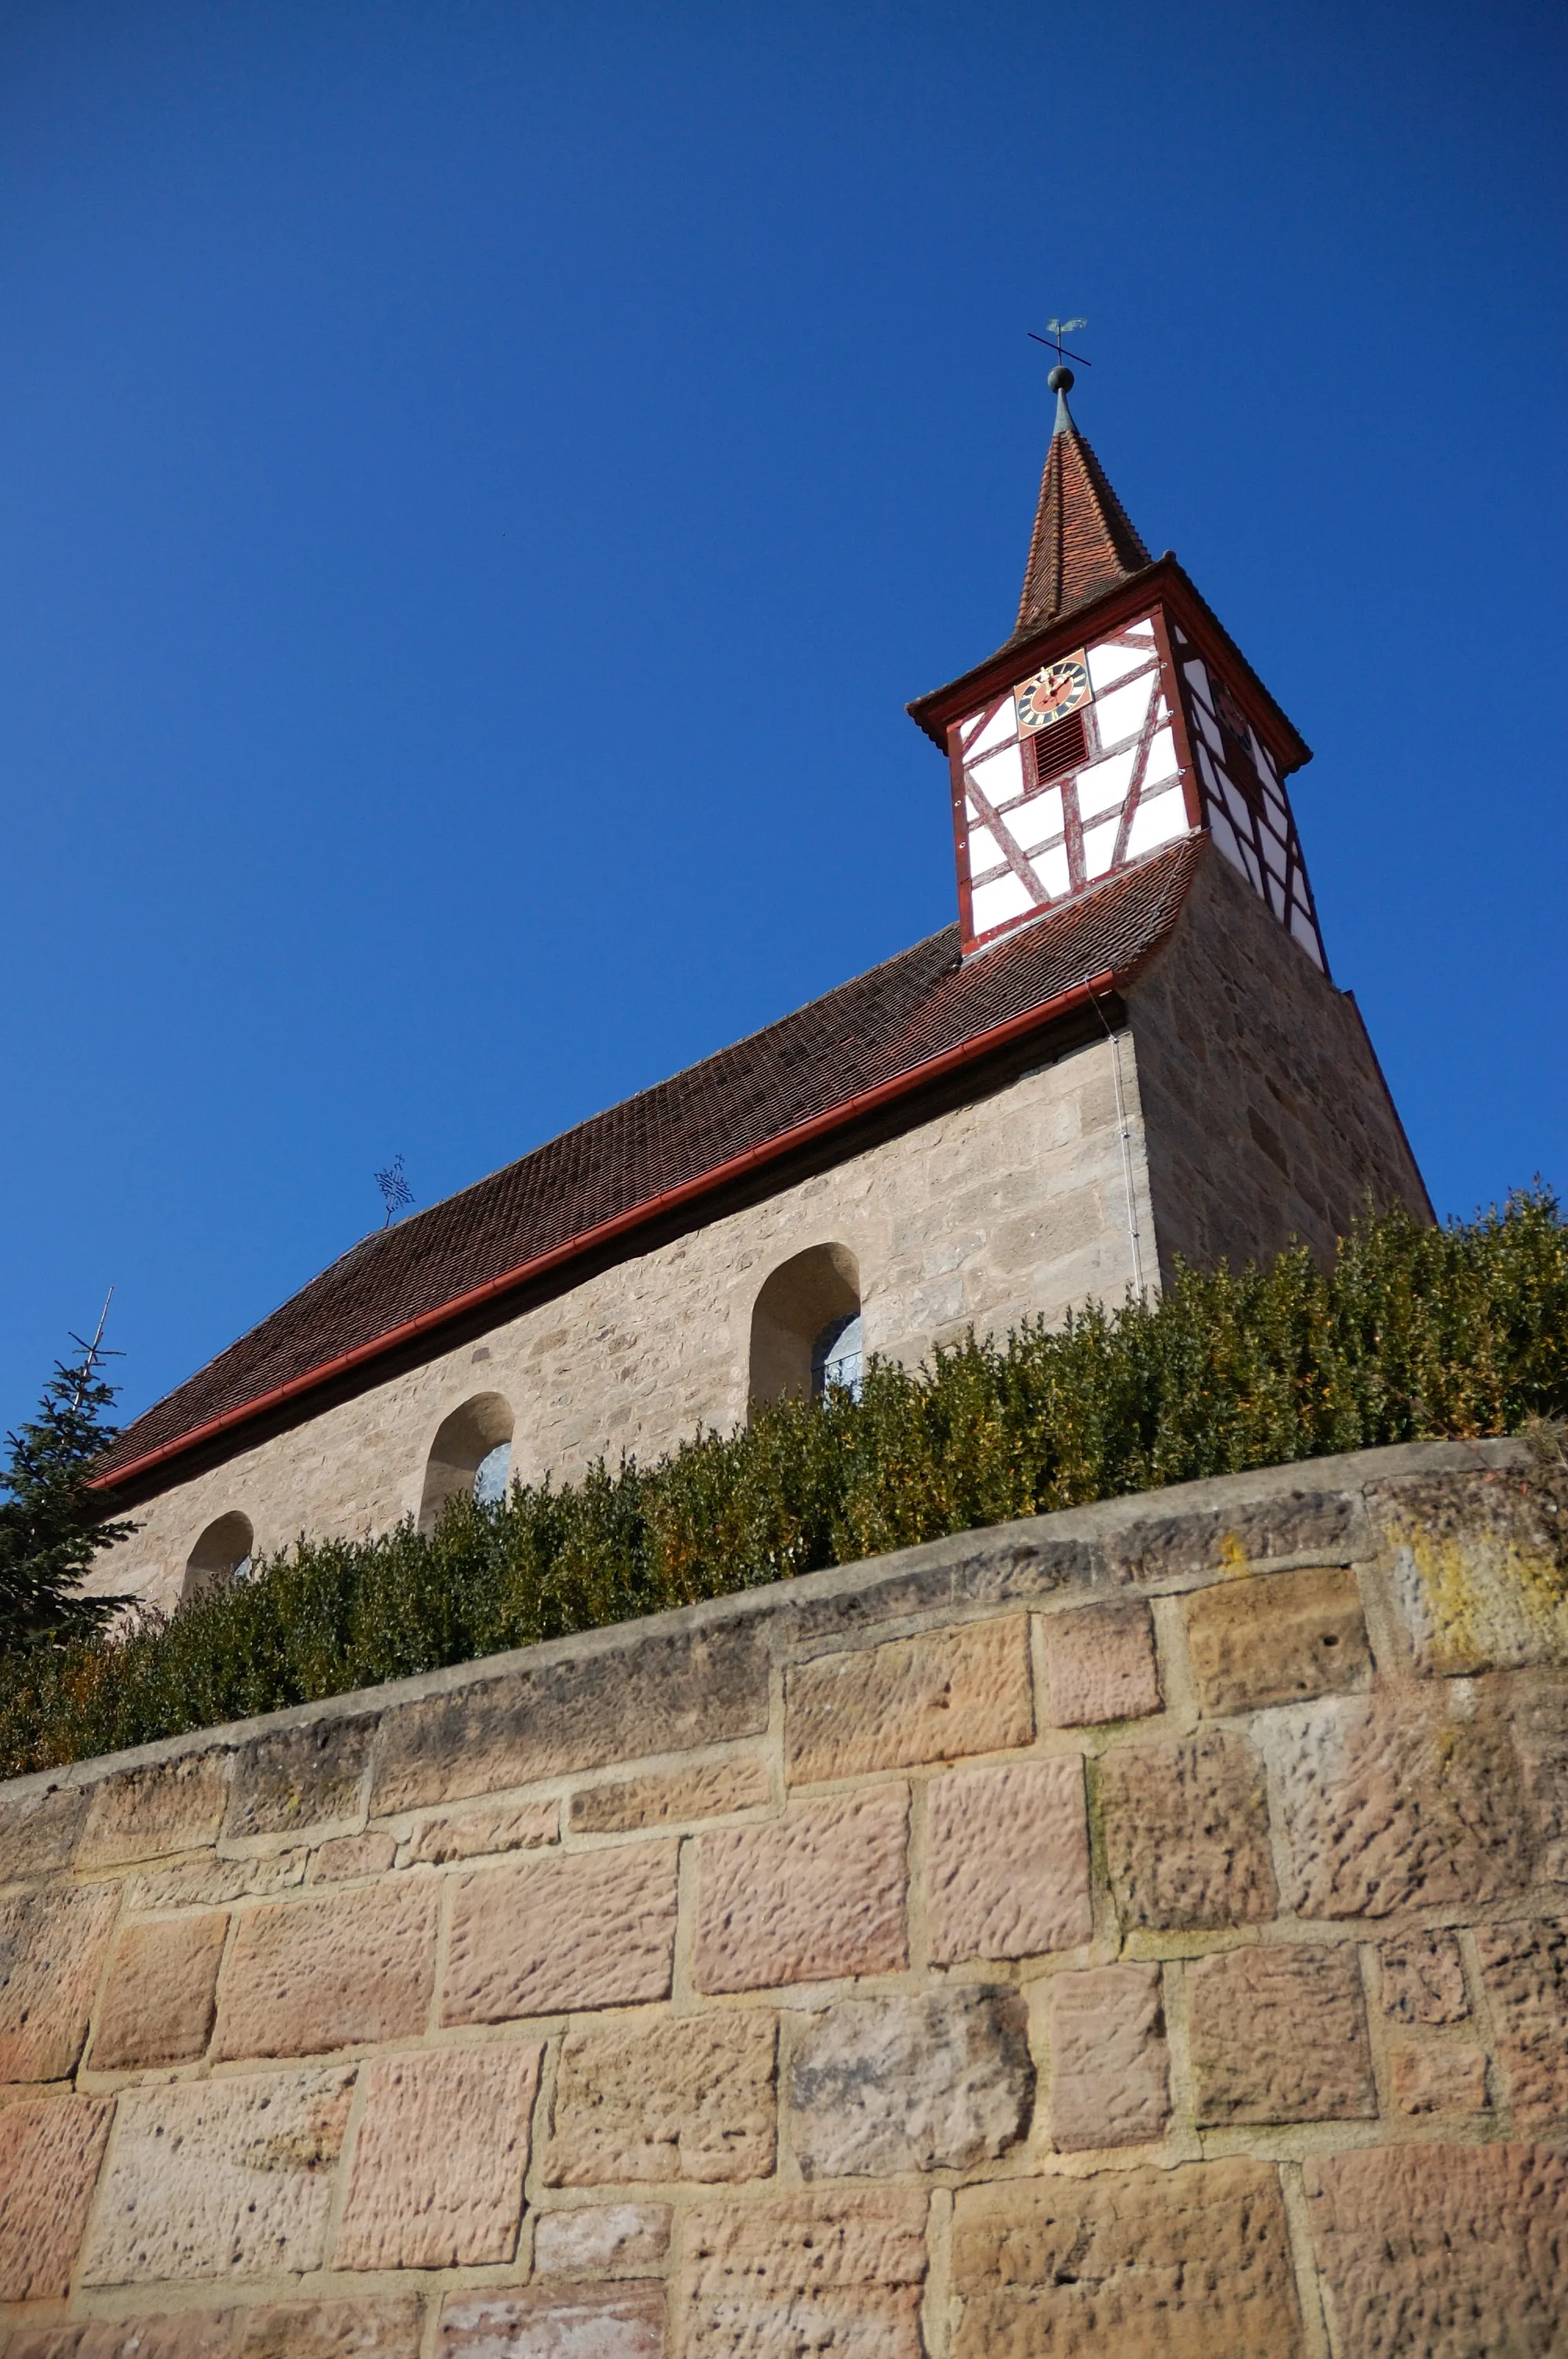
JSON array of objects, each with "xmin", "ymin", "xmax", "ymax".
[
  {"xmin": 418, "ymin": 1392, "xmax": 515, "ymax": 1533},
  {"xmin": 749, "ymin": 1245, "xmax": 862, "ymax": 1408},
  {"xmin": 183, "ymin": 1511, "xmax": 254, "ymax": 1605}
]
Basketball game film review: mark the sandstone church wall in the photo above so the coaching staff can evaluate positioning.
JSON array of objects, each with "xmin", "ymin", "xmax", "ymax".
[
  {"xmin": 7, "ymin": 1436, "xmax": 1567, "ymax": 2355},
  {"xmin": 100, "ymin": 1032, "xmax": 1153, "ymax": 1616},
  {"xmin": 1127, "ymin": 843, "xmax": 1431, "ymax": 1280}
]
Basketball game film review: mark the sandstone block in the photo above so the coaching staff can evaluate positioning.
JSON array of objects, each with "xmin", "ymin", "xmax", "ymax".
[
  {"xmin": 444, "ymin": 1842, "xmax": 677, "ymax": 2023},
  {"xmin": 0, "ymin": 2092, "xmax": 113, "ymax": 2299},
  {"xmin": 927, "ymin": 1757, "xmax": 1091, "ymax": 1964},
  {"xmin": 1305, "ymin": 2141, "xmax": 1568, "ymax": 2357},
  {"xmin": 10, "ymin": 2311, "xmax": 419, "ymax": 2357},
  {"xmin": 695, "ymin": 1788, "xmax": 908, "ymax": 1992},
  {"xmin": 128, "ymin": 1852, "xmax": 306, "ymax": 1911},
  {"xmin": 1380, "ymin": 1931, "xmax": 1470, "ymax": 2023},
  {"xmin": 212, "ymin": 1881, "xmax": 437, "ymax": 2059},
  {"xmin": 534, "ymin": 2204, "xmax": 672, "ymax": 2274},
  {"xmin": 398, "ymin": 1799, "xmax": 559, "ymax": 1865},
  {"xmin": 1474, "ymin": 1917, "xmax": 1568, "ymax": 2127},
  {"xmin": 335, "ymin": 2041, "xmax": 542, "ymax": 2268},
  {"xmin": 224, "ymin": 1717, "xmax": 375, "ymax": 1840},
  {"xmin": 1182, "ymin": 1564, "xmax": 1369, "ymax": 1714},
  {"xmin": 0, "ymin": 1779, "xmax": 87, "ymax": 1884},
  {"xmin": 372, "ymin": 1619, "xmax": 770, "ymax": 1814},
  {"xmin": 1099, "ymin": 1732, "xmax": 1276, "ymax": 1932},
  {"xmin": 1512, "ymin": 1683, "xmax": 1568, "ymax": 1884},
  {"xmin": 570, "ymin": 1757, "xmax": 770, "ymax": 1834},
  {"xmin": 1102, "ymin": 1486, "xmax": 1363, "ymax": 1587},
  {"xmin": 786, "ymin": 1616, "xmax": 1033, "ymax": 1784},
  {"xmin": 81, "ymin": 2066, "xmax": 354, "ymax": 2284},
  {"xmin": 789, "ymin": 1560, "xmax": 964, "ymax": 1643},
  {"xmin": 788, "ymin": 1529, "xmax": 1098, "ymax": 1641},
  {"xmin": 790, "ymin": 1986, "xmax": 1032, "ymax": 2177},
  {"xmin": 90, "ymin": 1910, "xmax": 227, "ymax": 2070},
  {"xmin": 1044, "ymin": 1599, "xmax": 1160, "ymax": 1726},
  {"xmin": 1376, "ymin": 1465, "xmax": 1568, "ymax": 1674},
  {"xmin": 684, "ymin": 2191, "xmax": 926, "ymax": 2359},
  {"xmin": 1389, "ymin": 2041, "xmax": 1489, "ymax": 2115},
  {"xmin": 1187, "ymin": 1942, "xmax": 1374, "ymax": 2124},
  {"xmin": 440, "ymin": 2286, "xmax": 664, "ymax": 2358},
  {"xmin": 77, "ymin": 1751, "xmax": 230, "ymax": 1870},
  {"xmin": 0, "ymin": 1882, "xmax": 119, "ymax": 2083},
  {"xmin": 1048, "ymin": 1962, "xmax": 1169, "ymax": 2150},
  {"xmin": 953, "ymin": 2159, "xmax": 1302, "ymax": 2358},
  {"xmin": 5, "ymin": 2319, "xmax": 231, "ymax": 2358},
  {"xmin": 1273, "ymin": 1692, "xmax": 1532, "ymax": 1918},
  {"xmin": 234, "ymin": 2300, "xmax": 426, "ymax": 2356},
  {"xmin": 309, "ymin": 1831, "xmax": 396, "ymax": 1882},
  {"xmin": 548, "ymin": 2012, "xmax": 776, "ymax": 2185}
]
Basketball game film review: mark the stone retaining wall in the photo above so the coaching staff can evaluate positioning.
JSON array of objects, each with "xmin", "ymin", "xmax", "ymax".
[{"xmin": 3, "ymin": 1434, "xmax": 1567, "ymax": 2356}]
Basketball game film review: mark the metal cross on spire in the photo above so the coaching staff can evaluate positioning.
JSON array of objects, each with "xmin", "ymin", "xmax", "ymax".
[
  {"xmin": 64, "ymin": 1287, "xmax": 122, "ymax": 1410},
  {"xmin": 1028, "ymin": 317, "xmax": 1091, "ymax": 368}
]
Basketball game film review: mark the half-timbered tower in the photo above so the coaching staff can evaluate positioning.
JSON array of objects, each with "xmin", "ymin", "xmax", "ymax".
[
  {"xmin": 91, "ymin": 376, "xmax": 1429, "ymax": 1614},
  {"xmin": 909, "ymin": 365, "xmax": 1323, "ymax": 967}
]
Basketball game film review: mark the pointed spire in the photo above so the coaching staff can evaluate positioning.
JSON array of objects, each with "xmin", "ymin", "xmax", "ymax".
[{"xmin": 1011, "ymin": 367, "xmax": 1152, "ymax": 642}]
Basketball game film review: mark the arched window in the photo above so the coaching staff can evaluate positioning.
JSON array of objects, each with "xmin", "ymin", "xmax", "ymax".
[
  {"xmin": 749, "ymin": 1245, "xmax": 862, "ymax": 1409},
  {"xmin": 811, "ymin": 1310, "xmax": 864, "ymax": 1398},
  {"xmin": 183, "ymin": 1511, "xmax": 254, "ymax": 1605},
  {"xmin": 419, "ymin": 1392, "xmax": 515, "ymax": 1533}
]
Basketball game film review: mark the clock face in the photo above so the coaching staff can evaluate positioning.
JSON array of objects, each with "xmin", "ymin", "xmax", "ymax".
[{"xmin": 1014, "ymin": 652, "xmax": 1091, "ymax": 734}]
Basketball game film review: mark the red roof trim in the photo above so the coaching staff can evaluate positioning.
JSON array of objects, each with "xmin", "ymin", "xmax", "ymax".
[{"xmin": 91, "ymin": 967, "xmax": 1117, "ymax": 1495}]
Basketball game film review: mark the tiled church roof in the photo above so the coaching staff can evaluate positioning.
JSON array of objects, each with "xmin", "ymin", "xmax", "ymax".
[
  {"xmin": 96, "ymin": 838, "xmax": 1206, "ymax": 1489},
  {"xmin": 1013, "ymin": 397, "xmax": 1152, "ymax": 642}
]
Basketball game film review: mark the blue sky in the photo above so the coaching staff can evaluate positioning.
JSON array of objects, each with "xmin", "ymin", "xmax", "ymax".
[{"xmin": 2, "ymin": 0, "xmax": 1564, "ymax": 1440}]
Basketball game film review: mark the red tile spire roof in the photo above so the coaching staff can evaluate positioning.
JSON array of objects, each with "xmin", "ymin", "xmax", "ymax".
[{"xmin": 1012, "ymin": 372, "xmax": 1152, "ymax": 641}]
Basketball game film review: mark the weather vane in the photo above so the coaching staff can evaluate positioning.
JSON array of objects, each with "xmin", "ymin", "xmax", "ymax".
[
  {"xmin": 1028, "ymin": 316, "xmax": 1091, "ymax": 367},
  {"xmin": 375, "ymin": 1154, "xmax": 415, "ymax": 1227}
]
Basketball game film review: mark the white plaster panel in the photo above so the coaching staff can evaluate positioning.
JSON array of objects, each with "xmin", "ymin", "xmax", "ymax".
[
  {"xmin": 1008, "ymin": 786, "xmax": 1065, "ymax": 854},
  {"xmin": 1144, "ymin": 725, "xmax": 1179, "ymax": 788},
  {"xmin": 1124, "ymin": 784, "xmax": 1189, "ymax": 859},
  {"xmin": 967, "ymin": 739, "xmax": 1024, "ymax": 803},
  {"xmin": 1082, "ymin": 815, "xmax": 1120, "ymax": 878},
  {"xmin": 1091, "ymin": 675, "xmax": 1155, "ymax": 749},
  {"xmin": 1208, "ymin": 810, "xmax": 1248, "ymax": 877},
  {"xmin": 970, "ymin": 870, "xmax": 1036, "ymax": 932},
  {"xmin": 967, "ymin": 824, "xmax": 1004, "ymax": 878},
  {"xmin": 1087, "ymin": 638, "xmax": 1155, "ymax": 693},
  {"xmin": 1182, "ymin": 658, "xmax": 1214, "ymax": 710},
  {"xmin": 1032, "ymin": 842, "xmax": 1072, "ymax": 900},
  {"xmin": 1075, "ymin": 749, "xmax": 1135, "ymax": 820},
  {"xmin": 964, "ymin": 700, "xmax": 1018, "ymax": 758},
  {"xmin": 1290, "ymin": 903, "xmax": 1326, "ymax": 966}
]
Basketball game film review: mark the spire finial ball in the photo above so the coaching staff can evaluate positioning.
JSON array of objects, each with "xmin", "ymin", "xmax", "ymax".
[{"xmin": 1047, "ymin": 365, "xmax": 1074, "ymax": 393}]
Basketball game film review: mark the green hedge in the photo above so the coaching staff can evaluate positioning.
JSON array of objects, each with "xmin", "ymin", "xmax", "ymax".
[{"xmin": 3, "ymin": 1190, "xmax": 1565, "ymax": 1779}]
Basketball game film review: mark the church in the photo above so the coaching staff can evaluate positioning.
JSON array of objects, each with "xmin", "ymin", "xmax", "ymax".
[{"xmin": 91, "ymin": 368, "xmax": 1429, "ymax": 1614}]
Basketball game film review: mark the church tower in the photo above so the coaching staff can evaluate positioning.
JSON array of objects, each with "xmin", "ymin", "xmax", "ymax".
[{"xmin": 909, "ymin": 365, "xmax": 1325, "ymax": 970}]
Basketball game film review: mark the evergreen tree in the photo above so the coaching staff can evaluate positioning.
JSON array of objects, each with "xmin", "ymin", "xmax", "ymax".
[{"xmin": 0, "ymin": 1314, "xmax": 137, "ymax": 1654}]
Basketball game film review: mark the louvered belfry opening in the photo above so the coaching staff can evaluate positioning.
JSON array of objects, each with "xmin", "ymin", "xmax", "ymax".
[{"xmin": 1026, "ymin": 708, "xmax": 1087, "ymax": 787}]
